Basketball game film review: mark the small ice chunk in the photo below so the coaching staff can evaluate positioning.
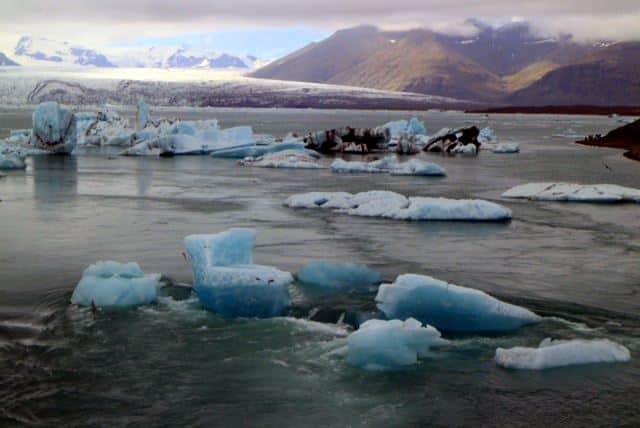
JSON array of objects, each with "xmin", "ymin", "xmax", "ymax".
[
  {"xmin": 297, "ymin": 261, "xmax": 381, "ymax": 289},
  {"xmin": 284, "ymin": 191, "xmax": 355, "ymax": 209},
  {"xmin": 70, "ymin": 261, "xmax": 160, "ymax": 307},
  {"xmin": 495, "ymin": 338, "xmax": 631, "ymax": 370},
  {"xmin": 451, "ymin": 144, "xmax": 477, "ymax": 155},
  {"xmin": 503, "ymin": 183, "xmax": 640, "ymax": 203},
  {"xmin": 376, "ymin": 274, "xmax": 540, "ymax": 332},
  {"xmin": 184, "ymin": 229, "xmax": 293, "ymax": 318},
  {"xmin": 346, "ymin": 318, "xmax": 447, "ymax": 371},
  {"xmin": 389, "ymin": 159, "xmax": 446, "ymax": 176},
  {"xmin": 492, "ymin": 143, "xmax": 519, "ymax": 153}
]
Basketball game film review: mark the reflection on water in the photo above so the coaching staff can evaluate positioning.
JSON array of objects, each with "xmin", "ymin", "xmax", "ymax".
[{"xmin": 1, "ymin": 109, "xmax": 639, "ymax": 426}]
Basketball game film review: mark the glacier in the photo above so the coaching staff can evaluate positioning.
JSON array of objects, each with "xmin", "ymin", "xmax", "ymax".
[
  {"xmin": 345, "ymin": 318, "xmax": 447, "ymax": 371},
  {"xmin": 503, "ymin": 183, "xmax": 640, "ymax": 203},
  {"xmin": 297, "ymin": 261, "xmax": 381, "ymax": 289},
  {"xmin": 375, "ymin": 274, "xmax": 540, "ymax": 332},
  {"xmin": 285, "ymin": 191, "xmax": 512, "ymax": 221},
  {"xmin": 183, "ymin": 229, "xmax": 293, "ymax": 318},
  {"xmin": 70, "ymin": 261, "xmax": 160, "ymax": 308},
  {"xmin": 495, "ymin": 338, "xmax": 631, "ymax": 370}
]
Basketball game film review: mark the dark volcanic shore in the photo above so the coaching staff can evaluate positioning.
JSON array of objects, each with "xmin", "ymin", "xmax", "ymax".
[
  {"xmin": 469, "ymin": 105, "xmax": 640, "ymax": 116},
  {"xmin": 576, "ymin": 118, "xmax": 640, "ymax": 162}
]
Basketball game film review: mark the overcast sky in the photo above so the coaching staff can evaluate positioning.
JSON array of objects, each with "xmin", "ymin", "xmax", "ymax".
[{"xmin": 1, "ymin": 0, "xmax": 639, "ymax": 56}]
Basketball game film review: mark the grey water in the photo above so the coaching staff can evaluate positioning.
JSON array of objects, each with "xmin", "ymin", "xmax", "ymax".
[{"xmin": 1, "ymin": 108, "xmax": 639, "ymax": 427}]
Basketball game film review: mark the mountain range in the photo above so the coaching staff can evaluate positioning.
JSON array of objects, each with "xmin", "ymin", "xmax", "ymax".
[
  {"xmin": 252, "ymin": 22, "xmax": 640, "ymax": 106},
  {"xmin": 6, "ymin": 36, "xmax": 257, "ymax": 70}
]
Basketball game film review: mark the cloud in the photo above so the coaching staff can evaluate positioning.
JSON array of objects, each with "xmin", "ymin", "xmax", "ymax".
[{"xmin": 1, "ymin": 0, "xmax": 639, "ymax": 49}]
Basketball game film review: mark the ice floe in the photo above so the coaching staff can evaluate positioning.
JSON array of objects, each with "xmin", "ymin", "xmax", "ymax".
[
  {"xmin": 183, "ymin": 228, "xmax": 293, "ymax": 318},
  {"xmin": 345, "ymin": 318, "xmax": 447, "ymax": 371},
  {"xmin": 495, "ymin": 338, "xmax": 631, "ymax": 370},
  {"xmin": 503, "ymin": 183, "xmax": 640, "ymax": 203},
  {"xmin": 297, "ymin": 261, "xmax": 381, "ymax": 289},
  {"xmin": 70, "ymin": 261, "xmax": 160, "ymax": 308},
  {"xmin": 492, "ymin": 143, "xmax": 520, "ymax": 154},
  {"xmin": 376, "ymin": 274, "xmax": 540, "ymax": 332},
  {"xmin": 239, "ymin": 149, "xmax": 323, "ymax": 169},
  {"xmin": 285, "ymin": 191, "xmax": 512, "ymax": 221}
]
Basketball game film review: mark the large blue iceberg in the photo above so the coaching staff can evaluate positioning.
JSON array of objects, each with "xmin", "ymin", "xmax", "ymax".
[
  {"xmin": 495, "ymin": 338, "xmax": 631, "ymax": 370},
  {"xmin": 184, "ymin": 228, "xmax": 293, "ymax": 318},
  {"xmin": 30, "ymin": 102, "xmax": 77, "ymax": 154},
  {"xmin": 297, "ymin": 261, "xmax": 381, "ymax": 289},
  {"xmin": 70, "ymin": 261, "xmax": 160, "ymax": 308},
  {"xmin": 346, "ymin": 318, "xmax": 446, "ymax": 371},
  {"xmin": 376, "ymin": 274, "xmax": 540, "ymax": 333}
]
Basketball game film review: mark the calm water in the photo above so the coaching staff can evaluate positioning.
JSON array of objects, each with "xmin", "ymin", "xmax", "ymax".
[{"xmin": 1, "ymin": 108, "xmax": 639, "ymax": 427}]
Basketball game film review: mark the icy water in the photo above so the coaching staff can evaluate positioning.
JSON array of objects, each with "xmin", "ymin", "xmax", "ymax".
[{"xmin": 1, "ymin": 108, "xmax": 639, "ymax": 427}]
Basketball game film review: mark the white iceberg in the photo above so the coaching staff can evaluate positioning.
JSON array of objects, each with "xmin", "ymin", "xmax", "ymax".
[
  {"xmin": 239, "ymin": 149, "xmax": 323, "ymax": 169},
  {"xmin": 285, "ymin": 191, "xmax": 512, "ymax": 222},
  {"xmin": 297, "ymin": 261, "xmax": 381, "ymax": 289},
  {"xmin": 389, "ymin": 159, "xmax": 446, "ymax": 176},
  {"xmin": 70, "ymin": 261, "xmax": 160, "ymax": 308},
  {"xmin": 345, "ymin": 318, "xmax": 446, "ymax": 371},
  {"xmin": 492, "ymin": 143, "xmax": 520, "ymax": 154},
  {"xmin": 183, "ymin": 228, "xmax": 293, "ymax": 318},
  {"xmin": 29, "ymin": 102, "xmax": 77, "ymax": 154},
  {"xmin": 495, "ymin": 338, "xmax": 631, "ymax": 370},
  {"xmin": 503, "ymin": 183, "xmax": 640, "ymax": 203},
  {"xmin": 376, "ymin": 274, "xmax": 540, "ymax": 332}
]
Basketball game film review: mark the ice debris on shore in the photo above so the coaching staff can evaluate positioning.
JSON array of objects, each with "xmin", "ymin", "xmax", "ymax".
[
  {"xmin": 183, "ymin": 228, "xmax": 292, "ymax": 318},
  {"xmin": 495, "ymin": 338, "xmax": 631, "ymax": 370},
  {"xmin": 297, "ymin": 261, "xmax": 381, "ymax": 289},
  {"xmin": 345, "ymin": 318, "xmax": 447, "ymax": 371},
  {"xmin": 376, "ymin": 274, "xmax": 540, "ymax": 332},
  {"xmin": 285, "ymin": 191, "xmax": 512, "ymax": 221},
  {"xmin": 70, "ymin": 261, "xmax": 160, "ymax": 307},
  {"xmin": 239, "ymin": 149, "xmax": 324, "ymax": 169},
  {"xmin": 503, "ymin": 183, "xmax": 640, "ymax": 203}
]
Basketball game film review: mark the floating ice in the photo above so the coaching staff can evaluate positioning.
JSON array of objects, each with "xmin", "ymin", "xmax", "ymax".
[
  {"xmin": 30, "ymin": 102, "xmax": 77, "ymax": 154},
  {"xmin": 297, "ymin": 261, "xmax": 381, "ymax": 289},
  {"xmin": 136, "ymin": 100, "xmax": 152, "ymax": 132},
  {"xmin": 492, "ymin": 143, "xmax": 520, "ymax": 153},
  {"xmin": 211, "ymin": 141, "xmax": 306, "ymax": 158},
  {"xmin": 407, "ymin": 117, "xmax": 427, "ymax": 136},
  {"xmin": 184, "ymin": 229, "xmax": 293, "ymax": 318},
  {"xmin": 389, "ymin": 159, "xmax": 446, "ymax": 176},
  {"xmin": 503, "ymin": 183, "xmax": 640, "ymax": 203},
  {"xmin": 479, "ymin": 127, "xmax": 497, "ymax": 144},
  {"xmin": 239, "ymin": 149, "xmax": 323, "ymax": 169},
  {"xmin": 379, "ymin": 117, "xmax": 426, "ymax": 138},
  {"xmin": 285, "ymin": 191, "xmax": 512, "ymax": 221},
  {"xmin": 331, "ymin": 156, "xmax": 397, "ymax": 173},
  {"xmin": 0, "ymin": 147, "xmax": 26, "ymax": 169},
  {"xmin": 70, "ymin": 261, "xmax": 160, "ymax": 308},
  {"xmin": 376, "ymin": 274, "xmax": 540, "ymax": 332},
  {"xmin": 495, "ymin": 338, "xmax": 631, "ymax": 370},
  {"xmin": 345, "ymin": 318, "xmax": 447, "ymax": 371},
  {"xmin": 451, "ymin": 143, "xmax": 477, "ymax": 155}
]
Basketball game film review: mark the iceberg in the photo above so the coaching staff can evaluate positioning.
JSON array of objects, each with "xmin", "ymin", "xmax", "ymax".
[
  {"xmin": 492, "ymin": 143, "xmax": 520, "ymax": 153},
  {"xmin": 389, "ymin": 159, "xmax": 446, "ymax": 176},
  {"xmin": 239, "ymin": 149, "xmax": 323, "ymax": 169},
  {"xmin": 503, "ymin": 183, "xmax": 640, "ymax": 203},
  {"xmin": 297, "ymin": 261, "xmax": 381, "ymax": 289},
  {"xmin": 136, "ymin": 100, "xmax": 152, "ymax": 132},
  {"xmin": 184, "ymin": 229, "xmax": 293, "ymax": 318},
  {"xmin": 345, "ymin": 318, "xmax": 447, "ymax": 371},
  {"xmin": 70, "ymin": 261, "xmax": 160, "ymax": 308},
  {"xmin": 211, "ymin": 141, "xmax": 306, "ymax": 158},
  {"xmin": 478, "ymin": 127, "xmax": 497, "ymax": 144},
  {"xmin": 0, "ymin": 148, "xmax": 26, "ymax": 170},
  {"xmin": 29, "ymin": 102, "xmax": 77, "ymax": 154},
  {"xmin": 407, "ymin": 117, "xmax": 427, "ymax": 136},
  {"xmin": 331, "ymin": 156, "xmax": 397, "ymax": 173},
  {"xmin": 285, "ymin": 191, "xmax": 512, "ymax": 222},
  {"xmin": 376, "ymin": 274, "xmax": 540, "ymax": 332},
  {"xmin": 378, "ymin": 117, "xmax": 426, "ymax": 138},
  {"xmin": 495, "ymin": 338, "xmax": 631, "ymax": 370}
]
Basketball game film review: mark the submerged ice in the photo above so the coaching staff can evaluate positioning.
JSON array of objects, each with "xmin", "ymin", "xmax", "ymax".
[
  {"xmin": 70, "ymin": 261, "xmax": 160, "ymax": 308},
  {"xmin": 183, "ymin": 228, "xmax": 292, "ymax": 318},
  {"xmin": 495, "ymin": 338, "xmax": 631, "ymax": 370},
  {"xmin": 376, "ymin": 274, "xmax": 540, "ymax": 332},
  {"xmin": 345, "ymin": 318, "xmax": 446, "ymax": 371}
]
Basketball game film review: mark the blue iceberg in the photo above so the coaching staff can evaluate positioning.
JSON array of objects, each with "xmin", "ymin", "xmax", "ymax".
[
  {"xmin": 211, "ymin": 141, "xmax": 306, "ymax": 159},
  {"xmin": 297, "ymin": 261, "xmax": 381, "ymax": 289},
  {"xmin": 376, "ymin": 274, "xmax": 540, "ymax": 333},
  {"xmin": 346, "ymin": 318, "xmax": 446, "ymax": 371},
  {"xmin": 70, "ymin": 261, "xmax": 160, "ymax": 308},
  {"xmin": 184, "ymin": 229, "xmax": 293, "ymax": 318},
  {"xmin": 30, "ymin": 102, "xmax": 77, "ymax": 154}
]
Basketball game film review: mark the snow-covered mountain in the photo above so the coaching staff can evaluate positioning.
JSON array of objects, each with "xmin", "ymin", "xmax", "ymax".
[
  {"xmin": 0, "ymin": 53, "xmax": 19, "ymax": 66},
  {"xmin": 15, "ymin": 36, "xmax": 116, "ymax": 67},
  {"xmin": 12, "ymin": 36, "xmax": 258, "ymax": 70}
]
